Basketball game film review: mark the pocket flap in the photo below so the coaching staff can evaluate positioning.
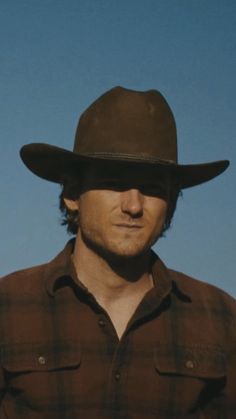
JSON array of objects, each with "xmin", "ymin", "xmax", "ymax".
[
  {"xmin": 1, "ymin": 340, "xmax": 81, "ymax": 372},
  {"xmin": 154, "ymin": 343, "xmax": 226, "ymax": 379}
]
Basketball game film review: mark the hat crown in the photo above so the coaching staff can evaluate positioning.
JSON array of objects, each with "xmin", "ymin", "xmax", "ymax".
[{"xmin": 74, "ymin": 86, "xmax": 178, "ymax": 163}]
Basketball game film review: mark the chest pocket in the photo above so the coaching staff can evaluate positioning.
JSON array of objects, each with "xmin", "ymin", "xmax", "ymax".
[
  {"xmin": 154, "ymin": 343, "xmax": 227, "ymax": 413},
  {"xmin": 154, "ymin": 343, "xmax": 226, "ymax": 379},
  {"xmin": 0, "ymin": 341, "xmax": 82, "ymax": 414},
  {"xmin": 1, "ymin": 340, "xmax": 81, "ymax": 373}
]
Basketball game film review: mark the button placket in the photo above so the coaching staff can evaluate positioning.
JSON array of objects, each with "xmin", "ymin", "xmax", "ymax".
[{"xmin": 115, "ymin": 371, "xmax": 121, "ymax": 381}]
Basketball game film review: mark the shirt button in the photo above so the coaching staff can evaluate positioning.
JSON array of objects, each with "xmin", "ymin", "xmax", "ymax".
[
  {"xmin": 185, "ymin": 360, "xmax": 194, "ymax": 369},
  {"xmin": 98, "ymin": 319, "xmax": 105, "ymax": 327},
  {"xmin": 38, "ymin": 356, "xmax": 46, "ymax": 365},
  {"xmin": 115, "ymin": 372, "xmax": 121, "ymax": 381}
]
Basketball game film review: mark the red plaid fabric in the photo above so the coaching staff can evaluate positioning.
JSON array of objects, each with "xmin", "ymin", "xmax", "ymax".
[{"xmin": 0, "ymin": 240, "xmax": 236, "ymax": 418}]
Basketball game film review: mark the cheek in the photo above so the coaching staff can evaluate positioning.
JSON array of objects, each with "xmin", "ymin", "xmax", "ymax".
[
  {"xmin": 147, "ymin": 201, "xmax": 168, "ymax": 235},
  {"xmin": 78, "ymin": 192, "xmax": 111, "ymax": 230},
  {"xmin": 149, "ymin": 199, "xmax": 168, "ymax": 222},
  {"xmin": 79, "ymin": 196, "xmax": 97, "ymax": 226}
]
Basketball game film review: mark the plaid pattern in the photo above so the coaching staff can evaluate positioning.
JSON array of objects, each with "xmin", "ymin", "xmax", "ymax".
[{"xmin": 0, "ymin": 240, "xmax": 236, "ymax": 418}]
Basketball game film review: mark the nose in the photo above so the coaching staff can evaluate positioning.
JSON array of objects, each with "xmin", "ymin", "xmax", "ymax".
[{"xmin": 121, "ymin": 189, "xmax": 144, "ymax": 217}]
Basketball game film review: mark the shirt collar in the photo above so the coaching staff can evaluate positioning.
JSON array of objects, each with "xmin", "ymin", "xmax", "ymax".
[
  {"xmin": 150, "ymin": 252, "xmax": 191, "ymax": 305},
  {"xmin": 45, "ymin": 239, "xmax": 191, "ymax": 303},
  {"xmin": 45, "ymin": 239, "xmax": 83, "ymax": 297}
]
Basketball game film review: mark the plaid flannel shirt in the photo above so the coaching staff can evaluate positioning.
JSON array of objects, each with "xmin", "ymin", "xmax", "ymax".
[{"xmin": 0, "ymin": 240, "xmax": 236, "ymax": 418}]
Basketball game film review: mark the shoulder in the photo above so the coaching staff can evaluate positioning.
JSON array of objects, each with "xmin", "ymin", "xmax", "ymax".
[
  {"xmin": 164, "ymin": 268, "xmax": 236, "ymax": 356},
  {"xmin": 0, "ymin": 240, "xmax": 74, "ymax": 296},
  {"xmin": 0, "ymin": 263, "xmax": 48, "ymax": 294},
  {"xmin": 170, "ymin": 268, "xmax": 236, "ymax": 301},
  {"xmin": 169, "ymin": 267, "xmax": 236, "ymax": 319}
]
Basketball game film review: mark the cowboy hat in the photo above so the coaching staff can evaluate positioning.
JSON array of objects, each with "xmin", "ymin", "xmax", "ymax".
[{"xmin": 20, "ymin": 86, "xmax": 229, "ymax": 188}]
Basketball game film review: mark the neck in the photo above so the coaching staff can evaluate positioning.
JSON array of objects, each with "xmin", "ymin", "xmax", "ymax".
[{"xmin": 72, "ymin": 231, "xmax": 153, "ymax": 305}]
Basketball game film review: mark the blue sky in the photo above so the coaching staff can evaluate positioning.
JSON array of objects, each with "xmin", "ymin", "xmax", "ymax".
[{"xmin": 1, "ymin": 1, "xmax": 236, "ymax": 296}]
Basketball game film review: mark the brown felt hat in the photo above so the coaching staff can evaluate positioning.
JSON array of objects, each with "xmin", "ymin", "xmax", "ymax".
[{"xmin": 20, "ymin": 86, "xmax": 229, "ymax": 188}]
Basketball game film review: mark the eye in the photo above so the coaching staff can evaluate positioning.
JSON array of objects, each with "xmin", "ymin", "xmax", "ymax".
[
  {"xmin": 139, "ymin": 185, "xmax": 167, "ymax": 198},
  {"xmin": 82, "ymin": 179, "xmax": 126, "ymax": 191},
  {"xmin": 96, "ymin": 180, "xmax": 123, "ymax": 190}
]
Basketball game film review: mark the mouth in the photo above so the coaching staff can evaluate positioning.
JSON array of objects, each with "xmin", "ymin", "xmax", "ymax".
[{"xmin": 114, "ymin": 223, "xmax": 143, "ymax": 229}]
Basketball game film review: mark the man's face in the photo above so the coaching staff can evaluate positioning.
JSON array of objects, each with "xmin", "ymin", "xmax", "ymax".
[{"xmin": 65, "ymin": 164, "xmax": 168, "ymax": 259}]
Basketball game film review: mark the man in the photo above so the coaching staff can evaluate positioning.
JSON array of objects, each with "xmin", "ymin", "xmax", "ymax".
[{"xmin": 1, "ymin": 86, "xmax": 235, "ymax": 418}]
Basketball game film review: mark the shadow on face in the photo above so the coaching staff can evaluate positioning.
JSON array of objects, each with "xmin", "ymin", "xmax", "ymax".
[{"xmin": 79, "ymin": 161, "xmax": 171, "ymax": 201}]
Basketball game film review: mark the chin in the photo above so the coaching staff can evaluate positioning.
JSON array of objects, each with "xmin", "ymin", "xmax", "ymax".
[
  {"xmin": 108, "ymin": 234, "xmax": 161, "ymax": 258},
  {"xmin": 111, "ymin": 246, "xmax": 148, "ymax": 258},
  {"xmin": 104, "ymin": 239, "xmax": 157, "ymax": 261},
  {"xmin": 81, "ymin": 229, "xmax": 160, "ymax": 261}
]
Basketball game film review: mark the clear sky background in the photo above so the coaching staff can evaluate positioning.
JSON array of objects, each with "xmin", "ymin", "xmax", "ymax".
[{"xmin": 1, "ymin": 1, "xmax": 235, "ymax": 297}]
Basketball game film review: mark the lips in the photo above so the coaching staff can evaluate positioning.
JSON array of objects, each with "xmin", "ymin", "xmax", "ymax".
[{"xmin": 115, "ymin": 223, "xmax": 143, "ymax": 228}]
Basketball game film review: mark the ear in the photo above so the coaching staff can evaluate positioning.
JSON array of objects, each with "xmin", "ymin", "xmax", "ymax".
[{"xmin": 63, "ymin": 198, "xmax": 79, "ymax": 211}]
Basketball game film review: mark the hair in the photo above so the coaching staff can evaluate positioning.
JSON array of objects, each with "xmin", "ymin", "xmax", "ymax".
[{"xmin": 59, "ymin": 168, "xmax": 182, "ymax": 237}]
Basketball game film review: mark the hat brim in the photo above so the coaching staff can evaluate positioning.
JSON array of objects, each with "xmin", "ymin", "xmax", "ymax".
[{"xmin": 20, "ymin": 143, "xmax": 229, "ymax": 189}]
